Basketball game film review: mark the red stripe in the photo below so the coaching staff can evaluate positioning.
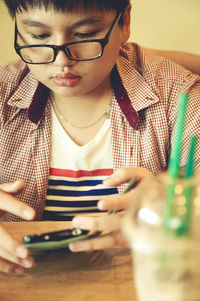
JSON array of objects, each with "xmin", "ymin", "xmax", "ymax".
[{"xmin": 49, "ymin": 168, "xmax": 113, "ymax": 178}]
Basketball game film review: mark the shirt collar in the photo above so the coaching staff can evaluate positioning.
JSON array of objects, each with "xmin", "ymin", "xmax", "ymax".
[
  {"xmin": 7, "ymin": 69, "xmax": 49, "ymax": 124},
  {"xmin": 111, "ymin": 44, "xmax": 160, "ymax": 129},
  {"xmin": 116, "ymin": 44, "xmax": 160, "ymax": 112}
]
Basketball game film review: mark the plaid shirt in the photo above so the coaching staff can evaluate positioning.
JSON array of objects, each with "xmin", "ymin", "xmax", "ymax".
[{"xmin": 0, "ymin": 43, "xmax": 200, "ymax": 221}]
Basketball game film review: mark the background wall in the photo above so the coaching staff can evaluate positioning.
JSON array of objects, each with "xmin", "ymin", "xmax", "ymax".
[
  {"xmin": 132, "ymin": 0, "xmax": 200, "ymax": 54},
  {"xmin": 0, "ymin": 0, "xmax": 199, "ymax": 66}
]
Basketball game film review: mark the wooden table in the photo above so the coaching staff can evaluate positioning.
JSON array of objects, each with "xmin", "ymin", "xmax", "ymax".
[{"xmin": 0, "ymin": 222, "xmax": 137, "ymax": 301}]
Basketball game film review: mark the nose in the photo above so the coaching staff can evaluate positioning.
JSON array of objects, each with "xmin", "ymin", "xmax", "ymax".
[{"xmin": 54, "ymin": 49, "xmax": 76, "ymax": 67}]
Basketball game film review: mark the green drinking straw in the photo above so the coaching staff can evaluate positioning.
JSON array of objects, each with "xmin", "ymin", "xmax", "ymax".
[
  {"xmin": 184, "ymin": 136, "xmax": 197, "ymax": 178},
  {"xmin": 168, "ymin": 93, "xmax": 189, "ymax": 178},
  {"xmin": 176, "ymin": 135, "xmax": 197, "ymax": 236},
  {"xmin": 164, "ymin": 93, "xmax": 189, "ymax": 235}
]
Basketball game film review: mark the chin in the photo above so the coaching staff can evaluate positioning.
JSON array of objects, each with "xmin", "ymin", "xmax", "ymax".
[{"xmin": 52, "ymin": 87, "xmax": 87, "ymax": 98}]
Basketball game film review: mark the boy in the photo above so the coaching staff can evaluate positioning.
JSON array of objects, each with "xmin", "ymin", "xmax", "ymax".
[{"xmin": 0, "ymin": 0, "xmax": 199, "ymax": 273}]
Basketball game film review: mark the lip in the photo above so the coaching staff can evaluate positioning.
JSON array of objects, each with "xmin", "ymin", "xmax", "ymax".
[{"xmin": 52, "ymin": 73, "xmax": 81, "ymax": 87}]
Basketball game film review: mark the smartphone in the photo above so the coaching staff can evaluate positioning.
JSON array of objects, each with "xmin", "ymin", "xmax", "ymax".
[{"xmin": 23, "ymin": 228, "xmax": 97, "ymax": 251}]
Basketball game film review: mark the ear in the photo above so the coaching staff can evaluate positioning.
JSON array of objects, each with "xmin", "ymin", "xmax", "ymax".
[{"xmin": 121, "ymin": 4, "xmax": 131, "ymax": 44}]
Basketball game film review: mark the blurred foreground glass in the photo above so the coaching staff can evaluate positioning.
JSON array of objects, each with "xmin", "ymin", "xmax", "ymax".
[{"xmin": 123, "ymin": 172, "xmax": 200, "ymax": 301}]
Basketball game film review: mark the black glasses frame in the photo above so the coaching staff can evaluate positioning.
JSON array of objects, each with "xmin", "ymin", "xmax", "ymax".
[{"xmin": 14, "ymin": 12, "xmax": 122, "ymax": 65}]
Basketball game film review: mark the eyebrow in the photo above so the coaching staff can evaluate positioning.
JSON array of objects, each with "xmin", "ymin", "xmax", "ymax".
[
  {"xmin": 22, "ymin": 20, "xmax": 50, "ymax": 28},
  {"xmin": 21, "ymin": 17, "xmax": 103, "ymax": 29}
]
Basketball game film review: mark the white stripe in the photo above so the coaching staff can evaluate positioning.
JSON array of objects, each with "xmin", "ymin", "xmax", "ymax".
[
  {"xmin": 47, "ymin": 183, "xmax": 107, "ymax": 191},
  {"xmin": 49, "ymin": 175, "xmax": 110, "ymax": 181},
  {"xmin": 44, "ymin": 206, "xmax": 98, "ymax": 212}
]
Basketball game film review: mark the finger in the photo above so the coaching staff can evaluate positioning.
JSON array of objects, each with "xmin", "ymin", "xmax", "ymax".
[
  {"xmin": 0, "ymin": 244, "xmax": 34, "ymax": 269},
  {"xmin": 0, "ymin": 257, "xmax": 25, "ymax": 274},
  {"xmin": 0, "ymin": 180, "xmax": 25, "ymax": 195},
  {"xmin": 98, "ymin": 191, "xmax": 133, "ymax": 211},
  {"xmin": 69, "ymin": 231, "xmax": 127, "ymax": 252},
  {"xmin": 72, "ymin": 214, "xmax": 123, "ymax": 232},
  {"xmin": 0, "ymin": 224, "xmax": 28, "ymax": 258},
  {"xmin": 0, "ymin": 225, "xmax": 34, "ymax": 263},
  {"xmin": 103, "ymin": 167, "xmax": 153, "ymax": 187},
  {"xmin": 0, "ymin": 225, "xmax": 34, "ymax": 268},
  {"xmin": 0, "ymin": 190, "xmax": 35, "ymax": 220}
]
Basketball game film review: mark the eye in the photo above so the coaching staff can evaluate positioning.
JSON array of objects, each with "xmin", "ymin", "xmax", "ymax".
[
  {"xmin": 74, "ymin": 31, "xmax": 99, "ymax": 39},
  {"xmin": 31, "ymin": 33, "xmax": 50, "ymax": 40}
]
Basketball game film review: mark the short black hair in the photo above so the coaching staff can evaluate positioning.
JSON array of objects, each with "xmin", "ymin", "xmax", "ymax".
[{"xmin": 3, "ymin": 0, "xmax": 130, "ymax": 20}]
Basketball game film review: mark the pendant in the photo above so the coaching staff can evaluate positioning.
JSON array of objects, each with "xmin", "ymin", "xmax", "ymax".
[{"xmin": 104, "ymin": 107, "xmax": 111, "ymax": 119}]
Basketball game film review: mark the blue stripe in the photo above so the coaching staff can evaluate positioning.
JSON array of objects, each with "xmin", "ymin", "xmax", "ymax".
[
  {"xmin": 47, "ymin": 187, "xmax": 118, "ymax": 197},
  {"xmin": 42, "ymin": 212, "xmax": 74, "ymax": 221},
  {"xmin": 44, "ymin": 209, "xmax": 100, "ymax": 215},
  {"xmin": 48, "ymin": 179, "xmax": 103, "ymax": 187},
  {"xmin": 42, "ymin": 209, "xmax": 101, "ymax": 221},
  {"xmin": 45, "ymin": 199, "xmax": 98, "ymax": 207}
]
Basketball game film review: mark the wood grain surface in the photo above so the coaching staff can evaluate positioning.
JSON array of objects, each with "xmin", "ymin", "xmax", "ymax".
[{"xmin": 0, "ymin": 222, "xmax": 137, "ymax": 301}]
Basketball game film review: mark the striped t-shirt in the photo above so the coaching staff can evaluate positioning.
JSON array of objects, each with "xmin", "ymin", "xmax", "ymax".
[{"xmin": 42, "ymin": 106, "xmax": 118, "ymax": 221}]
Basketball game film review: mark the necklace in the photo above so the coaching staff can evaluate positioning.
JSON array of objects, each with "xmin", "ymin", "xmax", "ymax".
[{"xmin": 50, "ymin": 93, "xmax": 111, "ymax": 129}]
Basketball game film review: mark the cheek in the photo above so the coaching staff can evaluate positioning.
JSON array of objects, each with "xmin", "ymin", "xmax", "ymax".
[
  {"xmin": 84, "ymin": 52, "xmax": 118, "ymax": 84},
  {"xmin": 28, "ymin": 65, "xmax": 49, "ymax": 83},
  {"xmin": 97, "ymin": 42, "xmax": 121, "ymax": 75},
  {"xmin": 103, "ymin": 35, "xmax": 122, "ymax": 66}
]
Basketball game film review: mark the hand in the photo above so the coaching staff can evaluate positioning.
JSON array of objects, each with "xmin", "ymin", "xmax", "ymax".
[
  {"xmin": 68, "ymin": 213, "xmax": 127, "ymax": 252},
  {"xmin": 98, "ymin": 167, "xmax": 153, "ymax": 212},
  {"xmin": 68, "ymin": 167, "xmax": 153, "ymax": 252},
  {"xmin": 0, "ymin": 180, "xmax": 36, "ymax": 274}
]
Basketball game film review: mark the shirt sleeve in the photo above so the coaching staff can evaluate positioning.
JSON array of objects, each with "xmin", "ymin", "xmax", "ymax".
[{"xmin": 170, "ymin": 80, "xmax": 200, "ymax": 169}]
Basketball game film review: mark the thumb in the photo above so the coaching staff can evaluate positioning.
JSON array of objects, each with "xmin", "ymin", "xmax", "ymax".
[
  {"xmin": 0, "ymin": 180, "xmax": 25, "ymax": 195},
  {"xmin": 103, "ymin": 167, "xmax": 153, "ymax": 187}
]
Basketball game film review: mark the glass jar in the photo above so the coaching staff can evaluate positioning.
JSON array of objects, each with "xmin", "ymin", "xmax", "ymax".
[{"xmin": 123, "ymin": 172, "xmax": 200, "ymax": 301}]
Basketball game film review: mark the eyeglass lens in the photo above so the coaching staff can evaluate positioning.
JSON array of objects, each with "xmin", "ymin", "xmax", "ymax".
[{"xmin": 20, "ymin": 42, "xmax": 103, "ymax": 63}]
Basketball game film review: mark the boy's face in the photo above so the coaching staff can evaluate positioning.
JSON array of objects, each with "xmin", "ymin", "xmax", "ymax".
[{"xmin": 15, "ymin": 7, "xmax": 130, "ymax": 98}]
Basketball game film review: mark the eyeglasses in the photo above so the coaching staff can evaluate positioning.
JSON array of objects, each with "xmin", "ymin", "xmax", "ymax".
[{"xmin": 14, "ymin": 12, "xmax": 122, "ymax": 64}]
